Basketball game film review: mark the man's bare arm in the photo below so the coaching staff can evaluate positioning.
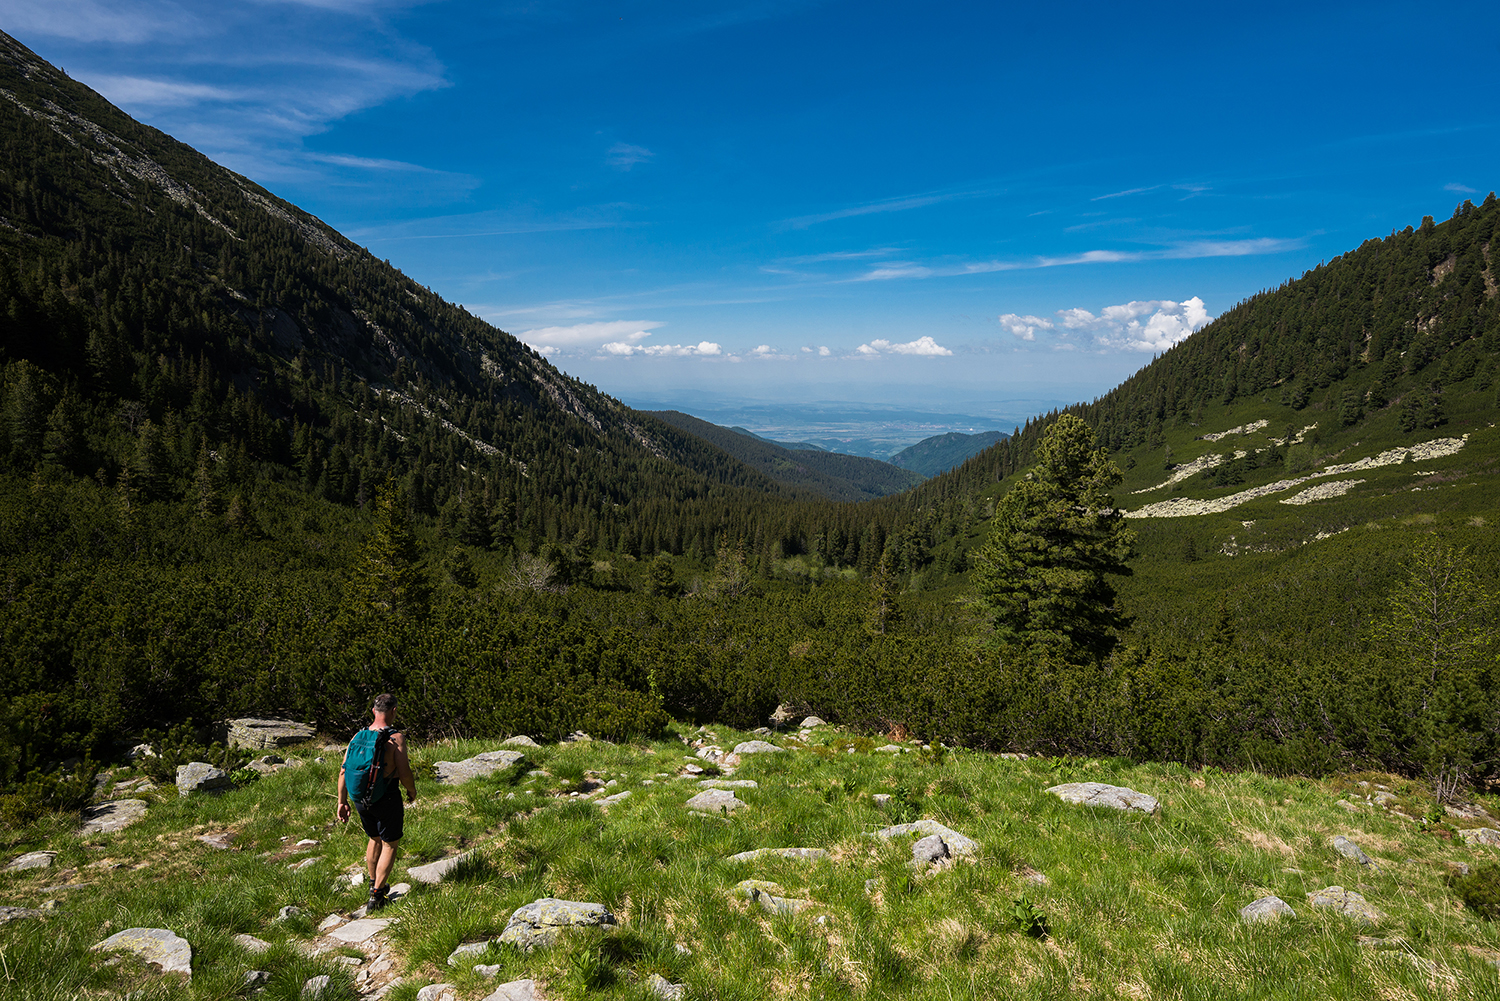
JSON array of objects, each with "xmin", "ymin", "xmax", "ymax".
[
  {"xmin": 336, "ymin": 765, "xmax": 351, "ymax": 822},
  {"xmin": 391, "ymin": 732, "xmax": 417, "ymax": 801}
]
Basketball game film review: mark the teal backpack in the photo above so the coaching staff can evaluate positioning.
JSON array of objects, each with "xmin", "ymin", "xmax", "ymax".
[{"xmin": 345, "ymin": 727, "xmax": 396, "ymax": 810}]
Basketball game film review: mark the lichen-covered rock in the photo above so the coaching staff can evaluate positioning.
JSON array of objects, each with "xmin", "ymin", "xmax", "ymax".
[
  {"xmin": 1332, "ymin": 836, "xmax": 1374, "ymax": 865},
  {"xmin": 407, "ymin": 851, "xmax": 475, "ymax": 885},
  {"xmin": 217, "ymin": 718, "xmax": 316, "ymax": 750},
  {"xmin": 80, "ymin": 799, "xmax": 147, "ymax": 834},
  {"xmin": 1460, "ymin": 828, "xmax": 1500, "ymax": 846},
  {"xmin": 93, "ymin": 928, "xmax": 192, "ymax": 975},
  {"xmin": 686, "ymin": 788, "xmax": 747, "ymax": 813},
  {"xmin": 731, "ymin": 740, "xmax": 783, "ymax": 755},
  {"xmin": 5, "ymin": 851, "xmax": 56, "ymax": 871},
  {"xmin": 648, "ymin": 973, "xmax": 687, "ymax": 1000},
  {"xmin": 1240, "ymin": 896, "xmax": 1296, "ymax": 923},
  {"xmin": 1046, "ymin": 782, "xmax": 1159, "ymax": 814},
  {"xmin": 433, "ymin": 750, "xmax": 525, "ymax": 785},
  {"xmin": 727, "ymin": 847, "xmax": 827, "ymax": 863},
  {"xmin": 1307, "ymin": 886, "xmax": 1382, "ymax": 925},
  {"xmin": 868, "ymin": 819, "xmax": 979, "ymax": 857},
  {"xmin": 732, "ymin": 879, "xmax": 813, "ymax": 916},
  {"xmin": 176, "ymin": 762, "xmax": 230, "ymax": 796},
  {"xmin": 0, "ymin": 906, "xmax": 42, "ymax": 923},
  {"xmin": 497, "ymin": 898, "xmax": 616, "ymax": 951},
  {"xmin": 482, "ymin": 980, "xmax": 543, "ymax": 1001}
]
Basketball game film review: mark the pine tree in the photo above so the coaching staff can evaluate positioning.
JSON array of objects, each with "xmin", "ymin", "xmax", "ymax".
[
  {"xmin": 971, "ymin": 414, "xmax": 1135, "ymax": 661},
  {"xmin": 348, "ymin": 486, "xmax": 431, "ymax": 619}
]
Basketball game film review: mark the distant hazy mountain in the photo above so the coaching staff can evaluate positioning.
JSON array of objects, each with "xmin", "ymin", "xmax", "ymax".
[
  {"xmin": 891, "ymin": 431, "xmax": 1007, "ymax": 477},
  {"xmin": 647, "ymin": 412, "xmax": 924, "ymax": 502}
]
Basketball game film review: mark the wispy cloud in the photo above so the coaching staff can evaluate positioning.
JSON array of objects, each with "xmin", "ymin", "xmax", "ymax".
[
  {"xmin": 780, "ymin": 187, "xmax": 998, "ymax": 229},
  {"xmin": 999, "ymin": 297, "xmax": 1211, "ymax": 353},
  {"xmin": 1445, "ymin": 182, "xmax": 1477, "ymax": 194},
  {"xmin": 519, "ymin": 320, "xmax": 664, "ymax": 354},
  {"xmin": 79, "ymin": 73, "xmax": 243, "ymax": 106},
  {"xmin": 607, "ymin": 143, "xmax": 654, "ymax": 170},
  {"xmin": 0, "ymin": 0, "xmax": 201, "ymax": 44},
  {"xmin": 851, "ymin": 237, "xmax": 1300, "ymax": 282},
  {"xmin": 1092, "ymin": 185, "xmax": 1162, "ymax": 201}
]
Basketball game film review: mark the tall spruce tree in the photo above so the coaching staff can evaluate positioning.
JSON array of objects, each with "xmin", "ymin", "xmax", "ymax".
[{"xmin": 971, "ymin": 414, "xmax": 1134, "ymax": 661}]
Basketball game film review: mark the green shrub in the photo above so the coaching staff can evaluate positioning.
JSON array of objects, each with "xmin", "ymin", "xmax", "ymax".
[
  {"xmin": 138, "ymin": 722, "xmax": 249, "ymax": 784},
  {"xmin": 1451, "ymin": 863, "xmax": 1500, "ymax": 920},
  {"xmin": 0, "ymin": 758, "xmax": 98, "ymax": 829},
  {"xmin": 581, "ymin": 685, "xmax": 670, "ymax": 742}
]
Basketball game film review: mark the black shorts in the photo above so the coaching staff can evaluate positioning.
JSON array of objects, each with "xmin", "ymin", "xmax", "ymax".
[{"xmin": 357, "ymin": 792, "xmax": 404, "ymax": 843}]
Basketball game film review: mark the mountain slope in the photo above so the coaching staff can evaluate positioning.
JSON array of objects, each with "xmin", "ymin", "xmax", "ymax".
[
  {"xmin": 890, "ymin": 430, "xmax": 1006, "ymax": 477},
  {"xmin": 646, "ymin": 410, "xmax": 924, "ymax": 501}
]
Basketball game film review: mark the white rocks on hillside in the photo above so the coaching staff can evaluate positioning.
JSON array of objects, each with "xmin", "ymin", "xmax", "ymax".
[
  {"xmin": 869, "ymin": 819, "xmax": 979, "ymax": 857},
  {"xmin": 686, "ymin": 789, "xmax": 747, "ymax": 813},
  {"xmin": 176, "ymin": 762, "xmax": 230, "ymax": 796},
  {"xmin": 1307, "ymin": 886, "xmax": 1381, "ymax": 925},
  {"xmin": 80, "ymin": 799, "xmax": 147, "ymax": 834},
  {"xmin": 5, "ymin": 851, "xmax": 56, "ymax": 871},
  {"xmin": 1240, "ymin": 896, "xmax": 1296, "ymax": 924},
  {"xmin": 1047, "ymin": 782, "xmax": 1159, "ymax": 814},
  {"xmin": 482, "ymin": 979, "xmax": 543, "ymax": 1001},
  {"xmin": 727, "ymin": 847, "xmax": 827, "ymax": 863},
  {"xmin": 93, "ymin": 928, "xmax": 192, "ymax": 975},
  {"xmin": 408, "ymin": 851, "xmax": 475, "ymax": 885},
  {"xmin": 497, "ymin": 898, "xmax": 616, "ymax": 951},
  {"xmin": 732, "ymin": 740, "xmax": 783, "ymax": 755}
]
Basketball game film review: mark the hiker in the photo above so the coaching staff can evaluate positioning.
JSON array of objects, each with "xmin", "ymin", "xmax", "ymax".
[{"xmin": 336, "ymin": 692, "xmax": 417, "ymax": 911}]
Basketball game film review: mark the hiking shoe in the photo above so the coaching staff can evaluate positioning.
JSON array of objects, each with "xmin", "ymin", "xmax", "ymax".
[{"xmin": 368, "ymin": 886, "xmax": 388, "ymax": 911}]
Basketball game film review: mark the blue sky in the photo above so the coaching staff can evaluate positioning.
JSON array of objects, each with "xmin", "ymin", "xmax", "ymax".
[{"xmin": 6, "ymin": 0, "xmax": 1500, "ymax": 422}]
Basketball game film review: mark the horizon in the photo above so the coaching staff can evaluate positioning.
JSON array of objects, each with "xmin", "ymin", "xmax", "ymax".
[{"xmin": 6, "ymin": 1, "xmax": 1498, "ymax": 431}]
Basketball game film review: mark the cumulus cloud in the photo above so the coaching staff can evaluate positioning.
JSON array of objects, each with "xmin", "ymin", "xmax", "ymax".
[
  {"xmin": 853, "ymin": 336, "xmax": 953, "ymax": 357},
  {"xmin": 999, "ymin": 297, "xmax": 1211, "ymax": 352},
  {"xmin": 518, "ymin": 320, "xmax": 663, "ymax": 354},
  {"xmin": 602, "ymin": 340, "xmax": 722, "ymax": 357},
  {"xmin": 607, "ymin": 143, "xmax": 654, "ymax": 170}
]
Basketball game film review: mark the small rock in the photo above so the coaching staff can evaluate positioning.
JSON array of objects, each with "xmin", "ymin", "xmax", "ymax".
[
  {"xmin": 416, "ymin": 985, "xmax": 457, "ymax": 1001},
  {"xmin": 128, "ymin": 743, "xmax": 156, "ymax": 761},
  {"xmin": 563, "ymin": 731, "xmax": 593, "ymax": 743},
  {"xmin": 482, "ymin": 979, "xmax": 543, "ymax": 1001},
  {"xmin": 93, "ymin": 928, "xmax": 192, "ymax": 975},
  {"xmin": 647, "ymin": 973, "xmax": 687, "ymax": 1000},
  {"xmin": 277, "ymin": 905, "xmax": 305, "ymax": 921},
  {"xmin": 325, "ymin": 918, "xmax": 391, "ymax": 944},
  {"xmin": 731, "ymin": 740, "xmax": 783, "ymax": 755},
  {"xmin": 474, "ymin": 963, "xmax": 504, "ymax": 978},
  {"xmin": 1306, "ymin": 886, "xmax": 1382, "ymax": 925},
  {"xmin": 1332, "ymin": 836, "xmax": 1374, "ymax": 866},
  {"xmin": 596, "ymin": 790, "xmax": 631, "ymax": 807},
  {"xmin": 502, "ymin": 735, "xmax": 541, "ymax": 748},
  {"xmin": 176, "ymin": 762, "xmax": 230, "ymax": 797},
  {"xmin": 698, "ymin": 779, "xmax": 757, "ymax": 789},
  {"xmin": 1335, "ymin": 799, "xmax": 1360, "ymax": 813},
  {"xmin": 1020, "ymin": 869, "xmax": 1049, "ymax": 886},
  {"xmin": 407, "ymin": 851, "xmax": 476, "ymax": 885},
  {"xmin": 999, "ymin": 753, "xmax": 1030, "ymax": 761},
  {"xmin": 303, "ymin": 974, "xmax": 331, "ymax": 998},
  {"xmin": 289, "ymin": 857, "xmax": 323, "ymax": 871},
  {"xmin": 5, "ymin": 851, "xmax": 57, "ymax": 871},
  {"xmin": 868, "ymin": 820, "xmax": 979, "ymax": 857},
  {"xmin": 295, "ymin": 839, "xmax": 319, "ymax": 848},
  {"xmin": 38, "ymin": 899, "xmax": 61, "ymax": 912},
  {"xmin": 1459, "ymin": 828, "xmax": 1500, "ymax": 846},
  {"xmin": 0, "ymin": 907, "xmax": 42, "ymax": 923},
  {"xmin": 874, "ymin": 745, "xmax": 903, "ymax": 753},
  {"xmin": 1046, "ymin": 782, "xmax": 1159, "ymax": 814},
  {"xmin": 498, "ymin": 898, "xmax": 616, "ymax": 951},
  {"xmin": 234, "ymin": 933, "xmax": 272, "ymax": 954},
  {"xmin": 685, "ymin": 789, "xmax": 747, "ymax": 814},
  {"xmin": 433, "ymin": 751, "xmax": 526, "ymax": 786},
  {"xmin": 244, "ymin": 970, "xmax": 271, "ymax": 986},
  {"xmin": 1240, "ymin": 896, "xmax": 1296, "ymax": 924},
  {"xmin": 751, "ymin": 727, "xmax": 772, "ymax": 736},
  {"xmin": 912, "ymin": 834, "xmax": 950, "ymax": 865},
  {"xmin": 872, "ymin": 793, "xmax": 892, "ymax": 807},
  {"xmin": 682, "ymin": 763, "xmax": 705, "ymax": 775},
  {"xmin": 864, "ymin": 878, "xmax": 879, "ymax": 894},
  {"xmin": 318, "ymin": 914, "xmax": 346, "ymax": 932},
  {"xmin": 448, "ymin": 941, "xmax": 493, "ymax": 967},
  {"xmin": 195, "ymin": 832, "xmax": 236, "ymax": 850},
  {"xmin": 800, "ymin": 716, "xmax": 827, "ymax": 728},
  {"xmin": 80, "ymin": 799, "xmax": 148, "ymax": 834},
  {"xmin": 727, "ymin": 847, "xmax": 828, "ymax": 863},
  {"xmin": 733, "ymin": 880, "xmax": 813, "ymax": 916},
  {"xmin": 1373, "ymin": 791, "xmax": 1398, "ymax": 806},
  {"xmin": 1445, "ymin": 862, "xmax": 1471, "ymax": 877}
]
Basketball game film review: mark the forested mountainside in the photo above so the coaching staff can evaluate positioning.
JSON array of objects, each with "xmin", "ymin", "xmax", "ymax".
[
  {"xmin": 4, "ymin": 28, "xmax": 1500, "ymax": 828},
  {"xmin": 646, "ymin": 410, "xmax": 924, "ymax": 501},
  {"xmin": 890, "ymin": 430, "xmax": 1006, "ymax": 477}
]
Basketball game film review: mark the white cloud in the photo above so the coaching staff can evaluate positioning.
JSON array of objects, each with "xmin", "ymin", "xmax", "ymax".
[
  {"xmin": 852, "ymin": 238, "xmax": 1298, "ymax": 283},
  {"xmin": 518, "ymin": 320, "xmax": 663, "ymax": 353},
  {"xmin": 854, "ymin": 336, "xmax": 953, "ymax": 357},
  {"xmin": 81, "ymin": 74, "xmax": 242, "ymax": 106},
  {"xmin": 0, "ymin": 0, "xmax": 199, "ymax": 43},
  {"xmin": 1445, "ymin": 182, "xmax": 1477, "ymax": 194},
  {"xmin": 602, "ymin": 340, "xmax": 722, "ymax": 357},
  {"xmin": 607, "ymin": 143, "xmax": 654, "ymax": 170},
  {"xmin": 1001, "ymin": 297, "xmax": 1212, "ymax": 353},
  {"xmin": 818, "ymin": 346, "xmax": 831, "ymax": 356}
]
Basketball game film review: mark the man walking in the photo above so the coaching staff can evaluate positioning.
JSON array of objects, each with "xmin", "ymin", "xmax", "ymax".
[{"xmin": 337, "ymin": 693, "xmax": 417, "ymax": 911}]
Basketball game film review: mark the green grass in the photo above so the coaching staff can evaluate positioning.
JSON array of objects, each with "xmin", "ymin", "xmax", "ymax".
[{"xmin": 3, "ymin": 728, "xmax": 1500, "ymax": 999}]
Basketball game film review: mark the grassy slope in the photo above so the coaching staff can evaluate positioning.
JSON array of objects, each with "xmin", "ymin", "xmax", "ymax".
[{"xmin": 4, "ymin": 729, "xmax": 1500, "ymax": 1000}]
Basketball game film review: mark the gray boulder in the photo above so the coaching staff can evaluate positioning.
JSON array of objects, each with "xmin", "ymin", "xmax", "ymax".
[
  {"xmin": 912, "ymin": 834, "xmax": 950, "ymax": 866},
  {"xmin": 648, "ymin": 973, "xmax": 687, "ymax": 1000},
  {"xmin": 93, "ymin": 928, "xmax": 192, "ymax": 975},
  {"xmin": 416, "ymin": 985, "xmax": 456, "ymax": 1001},
  {"xmin": 233, "ymin": 933, "xmax": 272, "ymax": 954},
  {"xmin": 799, "ymin": 716, "xmax": 828, "ymax": 728},
  {"xmin": 868, "ymin": 819, "xmax": 979, "ymax": 858},
  {"xmin": 433, "ymin": 750, "xmax": 526, "ymax": 785},
  {"xmin": 497, "ymin": 898, "xmax": 616, "ymax": 951},
  {"xmin": 244, "ymin": 971, "xmax": 271, "ymax": 987},
  {"xmin": 447, "ymin": 941, "xmax": 493, "ymax": 967},
  {"xmin": 731, "ymin": 740, "xmax": 783, "ymax": 755},
  {"xmin": 482, "ymin": 980, "xmax": 543, "ymax": 1001},
  {"xmin": 216, "ymin": 718, "xmax": 316, "ymax": 750},
  {"xmin": 176, "ymin": 762, "xmax": 230, "ymax": 796},
  {"xmin": 1460, "ymin": 828, "xmax": 1500, "ymax": 846},
  {"xmin": 733, "ymin": 879, "xmax": 813, "ymax": 916},
  {"xmin": 698, "ymin": 779, "xmax": 758, "ymax": 789},
  {"xmin": 408, "ymin": 851, "xmax": 476, "ymax": 885},
  {"xmin": 1046, "ymin": 782, "xmax": 1159, "ymax": 814},
  {"xmin": 1332, "ymin": 836, "xmax": 1374, "ymax": 865},
  {"xmin": 80, "ymin": 799, "xmax": 147, "ymax": 834},
  {"xmin": 303, "ymin": 975, "xmax": 330, "ymax": 998},
  {"xmin": 1306, "ymin": 886, "xmax": 1382, "ymax": 925},
  {"xmin": 685, "ymin": 789, "xmax": 747, "ymax": 814},
  {"xmin": 502, "ymin": 735, "xmax": 541, "ymax": 748},
  {"xmin": 5, "ymin": 851, "xmax": 56, "ymax": 871},
  {"xmin": 0, "ymin": 906, "xmax": 42, "ymax": 924},
  {"xmin": 1240, "ymin": 896, "xmax": 1296, "ymax": 924}
]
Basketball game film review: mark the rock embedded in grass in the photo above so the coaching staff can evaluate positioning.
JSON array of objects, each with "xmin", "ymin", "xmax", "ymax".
[
  {"xmin": 326, "ymin": 917, "xmax": 391, "ymax": 944},
  {"xmin": 1306, "ymin": 886, "xmax": 1382, "ymax": 925},
  {"xmin": 5, "ymin": 851, "xmax": 56, "ymax": 871},
  {"xmin": 93, "ymin": 927, "xmax": 192, "ymax": 976},
  {"xmin": 648, "ymin": 973, "xmax": 687, "ymax": 1000},
  {"xmin": 0, "ymin": 906, "xmax": 42, "ymax": 923},
  {"xmin": 482, "ymin": 980, "xmax": 542, "ymax": 1001},
  {"xmin": 233, "ymin": 933, "xmax": 272, "ymax": 954},
  {"xmin": 502, "ymin": 735, "xmax": 541, "ymax": 748},
  {"xmin": 911, "ymin": 834, "xmax": 950, "ymax": 867},
  {"xmin": 868, "ymin": 820, "xmax": 979, "ymax": 858},
  {"xmin": 733, "ymin": 879, "xmax": 814, "ymax": 916},
  {"xmin": 1240, "ymin": 896, "xmax": 1296, "ymax": 923},
  {"xmin": 800, "ymin": 716, "xmax": 827, "ymax": 728},
  {"xmin": 732, "ymin": 740, "xmax": 783, "ymax": 755},
  {"xmin": 407, "ymin": 851, "xmax": 476, "ymax": 884},
  {"xmin": 1332, "ymin": 836, "xmax": 1375, "ymax": 865},
  {"xmin": 498, "ymin": 898, "xmax": 616, "ymax": 951},
  {"xmin": 176, "ymin": 762, "xmax": 230, "ymax": 796},
  {"xmin": 416, "ymin": 984, "xmax": 457, "ymax": 1001},
  {"xmin": 1046, "ymin": 782, "xmax": 1159, "ymax": 814},
  {"xmin": 1460, "ymin": 828, "xmax": 1500, "ymax": 846},
  {"xmin": 698, "ymin": 778, "xmax": 757, "ymax": 790},
  {"xmin": 447, "ymin": 941, "xmax": 493, "ymax": 967},
  {"xmin": 80, "ymin": 799, "xmax": 147, "ymax": 834},
  {"xmin": 217, "ymin": 717, "xmax": 316, "ymax": 750},
  {"xmin": 303, "ymin": 974, "xmax": 330, "ymax": 998},
  {"xmin": 686, "ymin": 789, "xmax": 747, "ymax": 813},
  {"xmin": 433, "ymin": 750, "xmax": 526, "ymax": 785}
]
